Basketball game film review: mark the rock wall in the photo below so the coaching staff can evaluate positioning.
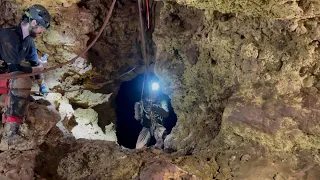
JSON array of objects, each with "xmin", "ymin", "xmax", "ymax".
[
  {"xmin": 175, "ymin": 0, "xmax": 320, "ymax": 19},
  {"xmin": 79, "ymin": 0, "xmax": 144, "ymax": 80},
  {"xmin": 0, "ymin": 0, "xmax": 145, "ymax": 142},
  {"xmin": 154, "ymin": 0, "xmax": 320, "ymax": 155}
]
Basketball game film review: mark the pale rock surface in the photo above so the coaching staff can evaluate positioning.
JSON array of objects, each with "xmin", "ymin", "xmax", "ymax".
[{"xmin": 71, "ymin": 108, "xmax": 117, "ymax": 142}]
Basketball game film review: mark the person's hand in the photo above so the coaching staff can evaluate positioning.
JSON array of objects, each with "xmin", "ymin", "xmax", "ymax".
[{"xmin": 39, "ymin": 84, "xmax": 48, "ymax": 97}]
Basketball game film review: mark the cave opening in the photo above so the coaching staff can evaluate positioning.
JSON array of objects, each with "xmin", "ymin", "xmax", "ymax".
[{"xmin": 115, "ymin": 73, "xmax": 177, "ymax": 149}]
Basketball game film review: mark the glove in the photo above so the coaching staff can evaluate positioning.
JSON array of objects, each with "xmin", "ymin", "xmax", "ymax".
[{"xmin": 39, "ymin": 84, "xmax": 48, "ymax": 97}]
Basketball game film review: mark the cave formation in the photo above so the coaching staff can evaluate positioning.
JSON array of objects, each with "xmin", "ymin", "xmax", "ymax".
[{"xmin": 0, "ymin": 0, "xmax": 319, "ymax": 179}]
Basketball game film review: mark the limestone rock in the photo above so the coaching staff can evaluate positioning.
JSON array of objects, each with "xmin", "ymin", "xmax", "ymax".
[
  {"xmin": 153, "ymin": 1, "xmax": 320, "ymax": 154},
  {"xmin": 71, "ymin": 108, "xmax": 117, "ymax": 141},
  {"xmin": 66, "ymin": 90, "xmax": 112, "ymax": 108},
  {"xmin": 139, "ymin": 161, "xmax": 197, "ymax": 180},
  {"xmin": 74, "ymin": 108, "xmax": 98, "ymax": 125},
  {"xmin": 175, "ymin": 0, "xmax": 320, "ymax": 19}
]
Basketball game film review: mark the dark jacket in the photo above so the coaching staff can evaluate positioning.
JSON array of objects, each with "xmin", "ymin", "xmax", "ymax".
[
  {"xmin": 140, "ymin": 99, "xmax": 169, "ymax": 128},
  {"xmin": 0, "ymin": 25, "xmax": 42, "ymax": 79}
]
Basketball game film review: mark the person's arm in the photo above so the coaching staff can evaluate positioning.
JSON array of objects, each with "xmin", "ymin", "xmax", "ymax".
[
  {"xmin": 24, "ymin": 37, "xmax": 44, "ymax": 76},
  {"xmin": 25, "ymin": 37, "xmax": 47, "ymax": 96}
]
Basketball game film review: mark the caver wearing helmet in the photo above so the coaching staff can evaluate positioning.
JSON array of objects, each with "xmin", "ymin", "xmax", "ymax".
[
  {"xmin": 0, "ymin": 4, "xmax": 51, "ymax": 150},
  {"xmin": 23, "ymin": 4, "xmax": 51, "ymax": 37},
  {"xmin": 134, "ymin": 79, "xmax": 169, "ymax": 149}
]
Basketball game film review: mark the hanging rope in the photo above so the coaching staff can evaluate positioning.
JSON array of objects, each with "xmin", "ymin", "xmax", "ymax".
[
  {"xmin": 137, "ymin": 0, "xmax": 150, "ymax": 101},
  {"xmin": 146, "ymin": 0, "xmax": 150, "ymax": 29},
  {"xmin": 0, "ymin": 0, "xmax": 117, "ymax": 79},
  {"xmin": 0, "ymin": 66, "xmax": 138, "ymax": 94}
]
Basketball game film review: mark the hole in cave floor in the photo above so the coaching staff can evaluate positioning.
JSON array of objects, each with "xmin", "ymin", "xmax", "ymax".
[{"xmin": 115, "ymin": 73, "xmax": 177, "ymax": 149}]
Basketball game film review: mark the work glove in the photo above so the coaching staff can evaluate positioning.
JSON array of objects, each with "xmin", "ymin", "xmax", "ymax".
[{"xmin": 39, "ymin": 84, "xmax": 48, "ymax": 97}]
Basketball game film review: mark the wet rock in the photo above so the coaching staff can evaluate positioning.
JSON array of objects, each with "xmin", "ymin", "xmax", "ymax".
[
  {"xmin": 175, "ymin": 0, "xmax": 320, "ymax": 19},
  {"xmin": 222, "ymin": 89, "xmax": 320, "ymax": 151},
  {"xmin": 0, "ymin": 0, "xmax": 19, "ymax": 27},
  {"xmin": 164, "ymin": 133, "xmax": 178, "ymax": 152},
  {"xmin": 153, "ymin": 1, "xmax": 320, "ymax": 155}
]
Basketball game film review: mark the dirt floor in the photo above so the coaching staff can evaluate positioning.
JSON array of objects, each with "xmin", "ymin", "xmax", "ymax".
[{"xmin": 0, "ymin": 133, "xmax": 319, "ymax": 179}]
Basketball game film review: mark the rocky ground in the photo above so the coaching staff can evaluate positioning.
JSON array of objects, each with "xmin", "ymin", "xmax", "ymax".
[{"xmin": 0, "ymin": 0, "xmax": 319, "ymax": 179}]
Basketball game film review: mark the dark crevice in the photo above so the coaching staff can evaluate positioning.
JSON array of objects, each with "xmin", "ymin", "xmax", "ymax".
[{"xmin": 115, "ymin": 73, "xmax": 177, "ymax": 149}]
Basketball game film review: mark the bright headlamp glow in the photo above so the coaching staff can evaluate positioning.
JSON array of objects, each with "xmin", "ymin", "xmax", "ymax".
[{"xmin": 151, "ymin": 82, "xmax": 160, "ymax": 91}]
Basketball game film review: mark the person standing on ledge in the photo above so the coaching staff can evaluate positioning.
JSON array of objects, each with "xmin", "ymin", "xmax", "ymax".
[{"xmin": 0, "ymin": 4, "xmax": 51, "ymax": 147}]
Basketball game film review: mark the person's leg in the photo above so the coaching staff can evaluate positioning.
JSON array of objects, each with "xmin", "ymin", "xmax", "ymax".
[
  {"xmin": 136, "ymin": 127, "xmax": 151, "ymax": 149},
  {"xmin": 154, "ymin": 123, "xmax": 166, "ymax": 149},
  {"xmin": 2, "ymin": 76, "xmax": 32, "ymax": 145}
]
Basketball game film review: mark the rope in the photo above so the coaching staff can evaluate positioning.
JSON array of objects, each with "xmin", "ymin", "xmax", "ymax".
[
  {"xmin": 0, "ymin": 0, "xmax": 117, "ymax": 79},
  {"xmin": 137, "ymin": 0, "xmax": 149, "ymax": 101},
  {"xmin": 146, "ymin": 0, "xmax": 150, "ymax": 29},
  {"xmin": 0, "ymin": 66, "xmax": 138, "ymax": 94}
]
